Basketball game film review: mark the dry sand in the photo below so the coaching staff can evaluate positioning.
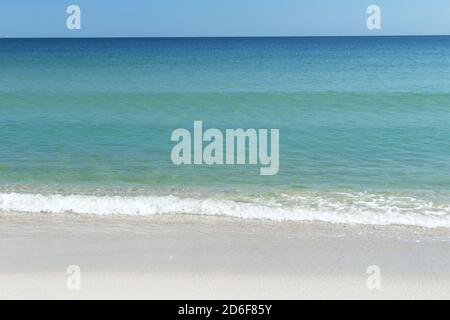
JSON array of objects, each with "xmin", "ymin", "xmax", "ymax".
[{"xmin": 0, "ymin": 212, "xmax": 449, "ymax": 299}]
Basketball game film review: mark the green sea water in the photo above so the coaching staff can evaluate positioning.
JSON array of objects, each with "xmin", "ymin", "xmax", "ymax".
[{"xmin": 1, "ymin": 37, "xmax": 450, "ymax": 227}]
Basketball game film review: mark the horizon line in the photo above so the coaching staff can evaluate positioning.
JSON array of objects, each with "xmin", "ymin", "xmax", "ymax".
[{"xmin": 2, "ymin": 34, "xmax": 450, "ymax": 39}]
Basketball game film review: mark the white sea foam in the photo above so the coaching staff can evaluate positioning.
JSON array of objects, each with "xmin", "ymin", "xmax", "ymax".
[{"xmin": 0, "ymin": 192, "xmax": 449, "ymax": 228}]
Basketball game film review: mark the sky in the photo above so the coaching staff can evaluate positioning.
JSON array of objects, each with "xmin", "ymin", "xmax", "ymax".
[{"xmin": 0, "ymin": 0, "xmax": 449, "ymax": 37}]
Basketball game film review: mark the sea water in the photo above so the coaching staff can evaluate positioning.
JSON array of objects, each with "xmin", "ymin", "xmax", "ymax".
[{"xmin": 1, "ymin": 37, "xmax": 450, "ymax": 227}]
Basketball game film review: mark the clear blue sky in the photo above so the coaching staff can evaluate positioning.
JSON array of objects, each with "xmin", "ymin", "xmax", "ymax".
[{"xmin": 1, "ymin": 0, "xmax": 449, "ymax": 37}]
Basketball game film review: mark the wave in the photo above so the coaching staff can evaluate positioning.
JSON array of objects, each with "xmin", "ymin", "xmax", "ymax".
[{"xmin": 1, "ymin": 191, "xmax": 450, "ymax": 228}]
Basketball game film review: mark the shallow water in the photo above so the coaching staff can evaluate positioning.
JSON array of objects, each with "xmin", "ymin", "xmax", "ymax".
[{"xmin": 1, "ymin": 37, "xmax": 450, "ymax": 227}]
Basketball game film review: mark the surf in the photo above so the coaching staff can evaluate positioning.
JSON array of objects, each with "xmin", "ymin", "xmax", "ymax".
[{"xmin": 1, "ymin": 191, "xmax": 449, "ymax": 228}]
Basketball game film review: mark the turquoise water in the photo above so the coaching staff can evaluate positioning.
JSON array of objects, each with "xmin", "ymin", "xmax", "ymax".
[{"xmin": 1, "ymin": 37, "xmax": 450, "ymax": 227}]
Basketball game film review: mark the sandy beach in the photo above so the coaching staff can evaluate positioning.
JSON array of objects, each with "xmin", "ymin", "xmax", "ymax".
[
  {"xmin": 3, "ymin": 36, "xmax": 450, "ymax": 300},
  {"xmin": 1, "ymin": 212, "xmax": 449, "ymax": 299}
]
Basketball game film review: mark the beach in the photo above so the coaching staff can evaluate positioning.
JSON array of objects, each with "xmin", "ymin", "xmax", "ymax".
[
  {"xmin": 1, "ymin": 37, "xmax": 450, "ymax": 299},
  {"xmin": 1, "ymin": 212, "xmax": 449, "ymax": 299}
]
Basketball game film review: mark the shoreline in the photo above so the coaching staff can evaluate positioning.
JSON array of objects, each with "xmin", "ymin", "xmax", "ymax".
[
  {"xmin": 2, "ymin": 191, "xmax": 450, "ymax": 228},
  {"xmin": 1, "ymin": 212, "xmax": 450, "ymax": 299}
]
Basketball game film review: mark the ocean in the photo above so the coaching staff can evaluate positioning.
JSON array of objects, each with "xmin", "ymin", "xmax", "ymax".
[{"xmin": 1, "ymin": 36, "xmax": 450, "ymax": 227}]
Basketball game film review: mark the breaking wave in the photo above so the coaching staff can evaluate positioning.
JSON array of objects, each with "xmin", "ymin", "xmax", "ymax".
[{"xmin": 1, "ymin": 190, "xmax": 450, "ymax": 228}]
